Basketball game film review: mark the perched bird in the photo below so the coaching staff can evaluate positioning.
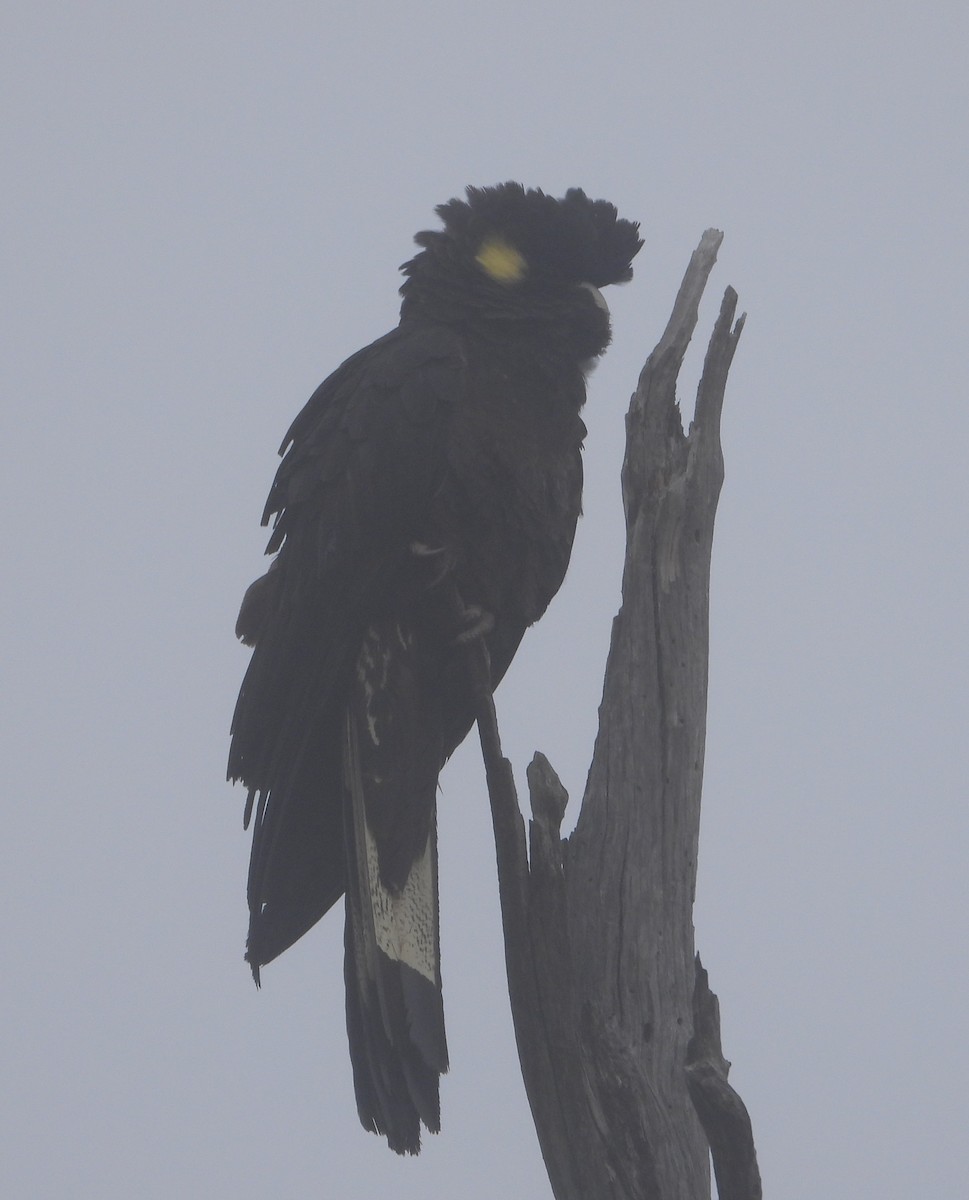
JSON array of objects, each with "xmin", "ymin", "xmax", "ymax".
[{"xmin": 228, "ymin": 182, "xmax": 642, "ymax": 1154}]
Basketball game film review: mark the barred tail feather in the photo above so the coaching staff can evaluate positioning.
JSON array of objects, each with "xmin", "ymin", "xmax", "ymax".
[{"xmin": 342, "ymin": 639, "xmax": 448, "ymax": 1154}]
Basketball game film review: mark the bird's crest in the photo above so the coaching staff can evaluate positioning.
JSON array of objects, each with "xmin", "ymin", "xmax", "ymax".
[{"xmin": 401, "ymin": 181, "xmax": 643, "ymax": 292}]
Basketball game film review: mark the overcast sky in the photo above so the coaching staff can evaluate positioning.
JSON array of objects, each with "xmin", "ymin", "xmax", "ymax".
[{"xmin": 4, "ymin": 3, "xmax": 967, "ymax": 1197}]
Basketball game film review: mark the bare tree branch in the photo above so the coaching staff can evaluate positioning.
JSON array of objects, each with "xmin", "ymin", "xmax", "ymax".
[
  {"xmin": 686, "ymin": 958, "xmax": 763, "ymax": 1200},
  {"xmin": 467, "ymin": 232, "xmax": 753, "ymax": 1198}
]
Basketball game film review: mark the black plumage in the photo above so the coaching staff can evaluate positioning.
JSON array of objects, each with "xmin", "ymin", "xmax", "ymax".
[{"xmin": 228, "ymin": 182, "xmax": 641, "ymax": 1154}]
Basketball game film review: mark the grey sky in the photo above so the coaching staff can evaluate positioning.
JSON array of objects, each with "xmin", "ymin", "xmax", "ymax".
[{"xmin": 4, "ymin": 3, "xmax": 966, "ymax": 1196}]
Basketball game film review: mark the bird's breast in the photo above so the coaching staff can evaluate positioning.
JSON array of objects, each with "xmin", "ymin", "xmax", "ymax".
[{"xmin": 431, "ymin": 365, "xmax": 585, "ymax": 641}]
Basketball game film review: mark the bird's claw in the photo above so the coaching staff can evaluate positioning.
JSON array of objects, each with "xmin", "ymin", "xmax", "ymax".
[
  {"xmin": 451, "ymin": 604, "xmax": 494, "ymax": 645},
  {"xmin": 410, "ymin": 541, "xmax": 455, "ymax": 591}
]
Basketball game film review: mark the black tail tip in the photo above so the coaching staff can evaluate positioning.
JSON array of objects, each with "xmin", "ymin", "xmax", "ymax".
[{"xmin": 245, "ymin": 948, "xmax": 262, "ymax": 988}]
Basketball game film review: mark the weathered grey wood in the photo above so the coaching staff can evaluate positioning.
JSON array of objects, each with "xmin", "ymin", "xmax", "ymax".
[
  {"xmin": 468, "ymin": 232, "xmax": 752, "ymax": 1198},
  {"xmin": 686, "ymin": 958, "xmax": 763, "ymax": 1200}
]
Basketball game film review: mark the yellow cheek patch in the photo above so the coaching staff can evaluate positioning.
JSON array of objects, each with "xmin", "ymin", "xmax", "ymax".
[{"xmin": 475, "ymin": 236, "xmax": 527, "ymax": 284}]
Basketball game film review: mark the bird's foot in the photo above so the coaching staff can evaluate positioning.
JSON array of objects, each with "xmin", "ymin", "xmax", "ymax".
[
  {"xmin": 450, "ymin": 604, "xmax": 494, "ymax": 645},
  {"xmin": 410, "ymin": 541, "xmax": 455, "ymax": 591},
  {"xmin": 410, "ymin": 543, "xmax": 493, "ymax": 646}
]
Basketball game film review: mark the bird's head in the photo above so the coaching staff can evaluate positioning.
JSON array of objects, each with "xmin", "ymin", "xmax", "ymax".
[{"xmin": 399, "ymin": 183, "xmax": 643, "ymax": 363}]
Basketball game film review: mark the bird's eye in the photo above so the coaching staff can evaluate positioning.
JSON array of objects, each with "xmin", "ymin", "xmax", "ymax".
[{"xmin": 475, "ymin": 236, "xmax": 528, "ymax": 284}]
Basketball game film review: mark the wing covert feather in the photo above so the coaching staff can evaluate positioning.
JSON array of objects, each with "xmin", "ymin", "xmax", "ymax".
[{"xmin": 230, "ymin": 324, "xmax": 468, "ymax": 970}]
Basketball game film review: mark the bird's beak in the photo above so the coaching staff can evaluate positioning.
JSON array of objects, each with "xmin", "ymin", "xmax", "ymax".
[{"xmin": 579, "ymin": 281, "xmax": 609, "ymax": 315}]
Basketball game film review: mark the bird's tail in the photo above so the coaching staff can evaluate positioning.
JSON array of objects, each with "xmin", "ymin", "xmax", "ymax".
[{"xmin": 341, "ymin": 621, "xmax": 449, "ymax": 1154}]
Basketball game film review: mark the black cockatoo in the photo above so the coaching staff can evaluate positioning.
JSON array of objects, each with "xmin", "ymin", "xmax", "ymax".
[{"xmin": 229, "ymin": 182, "xmax": 642, "ymax": 1154}]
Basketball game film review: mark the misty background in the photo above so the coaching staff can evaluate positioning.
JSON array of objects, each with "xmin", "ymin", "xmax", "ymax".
[{"xmin": 3, "ymin": 3, "xmax": 966, "ymax": 1196}]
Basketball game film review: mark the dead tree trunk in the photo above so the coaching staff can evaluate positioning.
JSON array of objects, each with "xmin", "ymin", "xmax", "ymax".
[{"xmin": 467, "ymin": 231, "xmax": 758, "ymax": 1199}]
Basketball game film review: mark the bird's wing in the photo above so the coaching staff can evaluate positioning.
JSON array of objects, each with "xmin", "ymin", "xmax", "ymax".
[{"xmin": 228, "ymin": 323, "xmax": 467, "ymax": 973}]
